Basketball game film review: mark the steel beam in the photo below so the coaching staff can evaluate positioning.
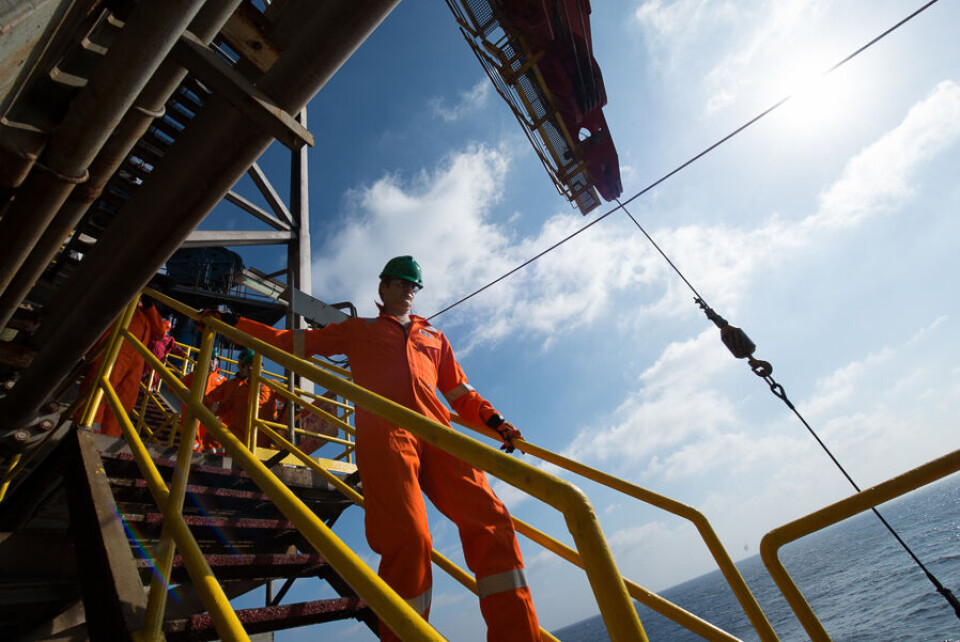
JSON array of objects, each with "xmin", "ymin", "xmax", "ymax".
[
  {"xmin": 0, "ymin": 0, "xmax": 244, "ymax": 328},
  {"xmin": 171, "ymin": 29, "xmax": 314, "ymax": 150},
  {"xmin": 0, "ymin": 0, "xmax": 401, "ymax": 434},
  {"xmin": 182, "ymin": 230, "xmax": 294, "ymax": 247},
  {"xmin": 64, "ymin": 430, "xmax": 147, "ymax": 640},
  {"xmin": 225, "ymin": 189, "xmax": 292, "ymax": 231},
  {"xmin": 0, "ymin": 0, "xmax": 208, "ymax": 320}
]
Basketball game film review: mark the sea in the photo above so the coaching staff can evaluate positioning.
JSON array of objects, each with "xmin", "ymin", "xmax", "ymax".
[{"xmin": 553, "ymin": 474, "xmax": 960, "ymax": 641}]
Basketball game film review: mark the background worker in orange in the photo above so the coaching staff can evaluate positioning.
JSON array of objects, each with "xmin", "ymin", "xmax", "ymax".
[
  {"xmin": 233, "ymin": 256, "xmax": 540, "ymax": 642},
  {"xmin": 204, "ymin": 347, "xmax": 278, "ymax": 449},
  {"xmin": 180, "ymin": 349, "xmax": 227, "ymax": 452},
  {"xmin": 77, "ymin": 298, "xmax": 165, "ymax": 437}
]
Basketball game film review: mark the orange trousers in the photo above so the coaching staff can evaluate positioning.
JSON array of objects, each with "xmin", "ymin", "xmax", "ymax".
[{"xmin": 357, "ymin": 420, "xmax": 541, "ymax": 642}]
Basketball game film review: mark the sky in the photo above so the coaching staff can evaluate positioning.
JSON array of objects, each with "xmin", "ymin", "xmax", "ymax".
[{"xmin": 210, "ymin": 0, "xmax": 960, "ymax": 639}]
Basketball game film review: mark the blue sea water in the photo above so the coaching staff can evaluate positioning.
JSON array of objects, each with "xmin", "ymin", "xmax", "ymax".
[{"xmin": 553, "ymin": 474, "xmax": 960, "ymax": 641}]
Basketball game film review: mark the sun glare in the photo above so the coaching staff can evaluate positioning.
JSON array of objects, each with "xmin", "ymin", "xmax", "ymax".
[{"xmin": 771, "ymin": 58, "xmax": 853, "ymax": 135}]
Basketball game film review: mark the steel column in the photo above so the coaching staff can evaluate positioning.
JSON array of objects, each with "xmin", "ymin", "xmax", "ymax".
[{"xmin": 288, "ymin": 108, "xmax": 313, "ymax": 401}]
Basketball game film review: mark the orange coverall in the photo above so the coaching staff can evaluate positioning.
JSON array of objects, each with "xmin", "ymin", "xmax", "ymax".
[
  {"xmin": 80, "ymin": 303, "xmax": 165, "ymax": 438},
  {"xmin": 181, "ymin": 368, "xmax": 227, "ymax": 452},
  {"xmin": 237, "ymin": 312, "xmax": 540, "ymax": 642},
  {"xmin": 204, "ymin": 374, "xmax": 278, "ymax": 449}
]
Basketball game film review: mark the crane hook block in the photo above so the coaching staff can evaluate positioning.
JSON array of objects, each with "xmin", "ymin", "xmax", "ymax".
[{"xmin": 720, "ymin": 325, "xmax": 756, "ymax": 359}]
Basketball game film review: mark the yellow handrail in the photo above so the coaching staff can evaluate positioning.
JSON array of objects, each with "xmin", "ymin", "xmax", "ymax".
[
  {"xmin": 76, "ymin": 297, "xmax": 440, "ymax": 640},
  {"xmin": 96, "ymin": 321, "xmax": 249, "ymax": 642},
  {"xmin": 145, "ymin": 288, "xmax": 648, "ymax": 642},
  {"xmin": 451, "ymin": 414, "xmax": 777, "ymax": 640},
  {"xmin": 0, "ymin": 454, "xmax": 22, "ymax": 503},
  {"xmin": 760, "ymin": 447, "xmax": 960, "ymax": 641},
  {"xmin": 123, "ymin": 307, "xmax": 445, "ymax": 640}
]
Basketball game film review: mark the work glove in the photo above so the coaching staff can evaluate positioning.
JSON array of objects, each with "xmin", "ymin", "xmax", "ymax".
[{"xmin": 494, "ymin": 420, "xmax": 523, "ymax": 454}]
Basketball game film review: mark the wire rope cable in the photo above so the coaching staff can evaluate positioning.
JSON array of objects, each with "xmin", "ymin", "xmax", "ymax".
[
  {"xmin": 615, "ymin": 196, "xmax": 960, "ymax": 622},
  {"xmin": 428, "ymin": 0, "xmax": 942, "ymax": 321},
  {"xmin": 429, "ymin": 0, "xmax": 960, "ymax": 621}
]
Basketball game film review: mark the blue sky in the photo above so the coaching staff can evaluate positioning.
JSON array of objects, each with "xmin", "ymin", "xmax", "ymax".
[{"xmin": 214, "ymin": 1, "xmax": 960, "ymax": 638}]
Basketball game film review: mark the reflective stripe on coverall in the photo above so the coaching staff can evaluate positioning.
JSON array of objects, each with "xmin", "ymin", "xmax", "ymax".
[
  {"xmin": 181, "ymin": 369, "xmax": 227, "ymax": 451},
  {"xmin": 237, "ymin": 312, "xmax": 541, "ymax": 642}
]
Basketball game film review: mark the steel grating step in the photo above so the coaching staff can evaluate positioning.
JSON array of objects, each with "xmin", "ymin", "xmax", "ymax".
[
  {"xmin": 163, "ymin": 596, "xmax": 372, "ymax": 641},
  {"xmin": 136, "ymin": 552, "xmax": 329, "ymax": 583}
]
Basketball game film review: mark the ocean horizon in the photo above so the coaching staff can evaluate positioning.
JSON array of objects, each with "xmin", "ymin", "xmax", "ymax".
[{"xmin": 554, "ymin": 474, "xmax": 960, "ymax": 641}]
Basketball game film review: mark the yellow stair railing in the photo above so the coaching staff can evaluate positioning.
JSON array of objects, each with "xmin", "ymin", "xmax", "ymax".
[
  {"xmin": 449, "ymin": 414, "xmax": 776, "ymax": 641},
  {"xmin": 82, "ymin": 294, "xmax": 444, "ymax": 642},
  {"xmin": 138, "ymin": 288, "xmax": 646, "ymax": 641}
]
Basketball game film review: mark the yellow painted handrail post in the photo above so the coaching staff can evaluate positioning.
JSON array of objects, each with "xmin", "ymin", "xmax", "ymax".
[
  {"xmin": 761, "ymin": 448, "xmax": 960, "ymax": 642},
  {"xmin": 245, "ymin": 353, "xmax": 264, "ymax": 451},
  {"xmin": 557, "ymin": 487, "xmax": 648, "ymax": 642},
  {"xmin": 103, "ymin": 375, "xmax": 249, "ymax": 642},
  {"xmin": 512, "ymin": 518, "xmax": 740, "ymax": 642},
  {"xmin": 138, "ymin": 331, "xmax": 217, "ymax": 640},
  {"xmin": 451, "ymin": 415, "xmax": 778, "ymax": 641},
  {"xmin": 78, "ymin": 296, "xmax": 140, "ymax": 427},
  {"xmin": 0, "ymin": 454, "xmax": 22, "ymax": 503}
]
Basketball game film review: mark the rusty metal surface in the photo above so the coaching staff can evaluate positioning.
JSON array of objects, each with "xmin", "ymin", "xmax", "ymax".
[
  {"xmin": 0, "ymin": 0, "xmax": 75, "ymax": 115},
  {"xmin": 163, "ymin": 597, "xmax": 371, "ymax": 641}
]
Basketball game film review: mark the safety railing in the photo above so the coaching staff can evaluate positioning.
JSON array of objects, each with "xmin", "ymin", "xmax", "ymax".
[
  {"xmin": 121, "ymin": 289, "xmax": 648, "ymax": 641},
  {"xmin": 74, "ymin": 287, "xmax": 794, "ymax": 642},
  {"xmin": 25, "ymin": 286, "xmax": 959, "ymax": 641},
  {"xmin": 450, "ymin": 414, "xmax": 777, "ymax": 641},
  {"xmin": 80, "ymin": 293, "xmax": 445, "ymax": 641},
  {"xmin": 760, "ymin": 448, "xmax": 960, "ymax": 641},
  {"xmin": 125, "ymin": 328, "xmax": 356, "ymax": 462}
]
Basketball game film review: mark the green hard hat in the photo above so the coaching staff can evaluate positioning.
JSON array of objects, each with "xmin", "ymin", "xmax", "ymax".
[
  {"xmin": 379, "ymin": 256, "xmax": 423, "ymax": 288},
  {"xmin": 238, "ymin": 348, "xmax": 255, "ymax": 366}
]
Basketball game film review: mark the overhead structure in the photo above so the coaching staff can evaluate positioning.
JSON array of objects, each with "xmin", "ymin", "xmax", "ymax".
[
  {"xmin": 0, "ymin": 0, "xmax": 399, "ymax": 439},
  {"xmin": 445, "ymin": 0, "xmax": 622, "ymax": 215}
]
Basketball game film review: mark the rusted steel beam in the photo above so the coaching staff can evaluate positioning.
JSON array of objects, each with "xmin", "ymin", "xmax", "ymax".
[
  {"xmin": 171, "ymin": 29, "xmax": 314, "ymax": 150},
  {"xmin": 219, "ymin": 1, "xmax": 280, "ymax": 74}
]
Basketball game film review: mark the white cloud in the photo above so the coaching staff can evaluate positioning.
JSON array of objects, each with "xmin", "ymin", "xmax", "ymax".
[
  {"xmin": 428, "ymin": 78, "xmax": 491, "ymax": 122},
  {"xmin": 807, "ymin": 80, "xmax": 960, "ymax": 229},
  {"xmin": 314, "ymin": 79, "xmax": 960, "ymax": 358}
]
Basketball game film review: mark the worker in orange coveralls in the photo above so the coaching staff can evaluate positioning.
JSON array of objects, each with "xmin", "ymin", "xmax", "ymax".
[
  {"xmin": 145, "ymin": 319, "xmax": 186, "ymax": 390},
  {"xmin": 204, "ymin": 347, "xmax": 278, "ymax": 450},
  {"xmin": 233, "ymin": 256, "xmax": 540, "ymax": 642},
  {"xmin": 78, "ymin": 299, "xmax": 166, "ymax": 437},
  {"xmin": 180, "ymin": 349, "xmax": 227, "ymax": 452}
]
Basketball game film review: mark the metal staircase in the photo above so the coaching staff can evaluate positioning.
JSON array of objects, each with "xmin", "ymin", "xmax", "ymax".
[{"xmin": 0, "ymin": 428, "xmax": 377, "ymax": 640}]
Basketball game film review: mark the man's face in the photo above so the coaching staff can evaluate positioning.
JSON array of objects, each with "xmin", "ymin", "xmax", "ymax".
[
  {"xmin": 381, "ymin": 277, "xmax": 419, "ymax": 317},
  {"xmin": 238, "ymin": 361, "xmax": 252, "ymax": 378}
]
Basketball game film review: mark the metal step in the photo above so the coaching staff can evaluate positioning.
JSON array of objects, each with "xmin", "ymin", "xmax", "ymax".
[
  {"xmin": 135, "ymin": 552, "xmax": 330, "ymax": 584},
  {"xmin": 163, "ymin": 596, "xmax": 372, "ymax": 642}
]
